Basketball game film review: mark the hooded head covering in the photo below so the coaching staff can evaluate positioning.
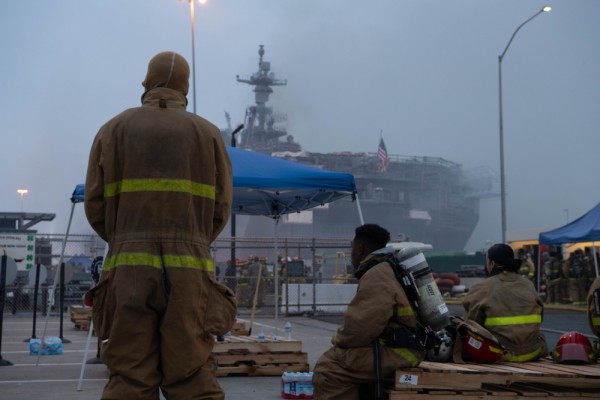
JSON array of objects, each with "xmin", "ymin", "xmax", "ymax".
[{"xmin": 142, "ymin": 51, "xmax": 190, "ymax": 98}]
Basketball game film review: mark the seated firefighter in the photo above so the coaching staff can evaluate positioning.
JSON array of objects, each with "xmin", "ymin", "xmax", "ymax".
[
  {"xmin": 462, "ymin": 243, "xmax": 547, "ymax": 362},
  {"xmin": 312, "ymin": 224, "xmax": 426, "ymax": 400},
  {"xmin": 587, "ymin": 276, "xmax": 600, "ymax": 348}
]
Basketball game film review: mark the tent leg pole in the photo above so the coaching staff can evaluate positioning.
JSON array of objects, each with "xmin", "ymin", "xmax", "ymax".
[
  {"xmin": 37, "ymin": 202, "xmax": 76, "ymax": 367},
  {"xmin": 76, "ymin": 320, "xmax": 95, "ymax": 391},
  {"xmin": 76, "ymin": 243, "xmax": 108, "ymax": 391},
  {"xmin": 593, "ymin": 243, "xmax": 599, "ymax": 278},
  {"xmin": 274, "ymin": 219, "xmax": 279, "ymax": 338},
  {"xmin": 355, "ymin": 196, "xmax": 365, "ymax": 225}
]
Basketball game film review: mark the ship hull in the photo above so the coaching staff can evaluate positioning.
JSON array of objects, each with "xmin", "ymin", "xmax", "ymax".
[{"xmin": 239, "ymin": 195, "xmax": 478, "ymax": 251}]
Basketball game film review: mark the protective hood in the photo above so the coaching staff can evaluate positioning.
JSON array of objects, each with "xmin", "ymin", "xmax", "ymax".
[{"xmin": 142, "ymin": 51, "xmax": 190, "ymax": 100}]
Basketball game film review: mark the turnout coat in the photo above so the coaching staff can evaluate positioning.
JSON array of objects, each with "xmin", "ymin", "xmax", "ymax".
[
  {"xmin": 463, "ymin": 270, "xmax": 547, "ymax": 362},
  {"xmin": 84, "ymin": 51, "xmax": 234, "ymax": 400}
]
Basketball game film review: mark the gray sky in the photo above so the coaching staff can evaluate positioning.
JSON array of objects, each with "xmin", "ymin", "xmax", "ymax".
[{"xmin": 1, "ymin": 0, "xmax": 599, "ymax": 252}]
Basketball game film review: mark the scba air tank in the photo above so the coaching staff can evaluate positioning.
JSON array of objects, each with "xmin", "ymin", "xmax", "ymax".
[{"xmin": 395, "ymin": 248, "xmax": 449, "ymax": 331}]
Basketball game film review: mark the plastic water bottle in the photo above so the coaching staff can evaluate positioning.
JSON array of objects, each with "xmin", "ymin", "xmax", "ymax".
[
  {"xmin": 284, "ymin": 320, "xmax": 292, "ymax": 341},
  {"xmin": 258, "ymin": 329, "xmax": 265, "ymax": 341}
]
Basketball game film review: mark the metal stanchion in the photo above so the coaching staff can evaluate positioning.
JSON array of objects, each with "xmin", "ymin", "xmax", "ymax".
[
  {"xmin": 59, "ymin": 262, "xmax": 71, "ymax": 343},
  {"xmin": 86, "ymin": 338, "xmax": 103, "ymax": 365},
  {"xmin": 0, "ymin": 254, "xmax": 14, "ymax": 366},
  {"xmin": 24, "ymin": 263, "xmax": 42, "ymax": 342}
]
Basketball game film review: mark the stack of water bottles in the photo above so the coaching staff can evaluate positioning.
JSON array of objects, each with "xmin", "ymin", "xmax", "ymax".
[
  {"xmin": 29, "ymin": 337, "xmax": 63, "ymax": 355},
  {"xmin": 281, "ymin": 371, "xmax": 314, "ymax": 399}
]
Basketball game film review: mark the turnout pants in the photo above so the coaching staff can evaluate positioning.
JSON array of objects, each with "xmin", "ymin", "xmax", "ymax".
[
  {"xmin": 93, "ymin": 253, "xmax": 224, "ymax": 400},
  {"xmin": 312, "ymin": 345, "xmax": 422, "ymax": 400}
]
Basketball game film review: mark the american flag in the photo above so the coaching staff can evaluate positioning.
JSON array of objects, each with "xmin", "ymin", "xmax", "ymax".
[{"xmin": 376, "ymin": 137, "xmax": 389, "ymax": 173}]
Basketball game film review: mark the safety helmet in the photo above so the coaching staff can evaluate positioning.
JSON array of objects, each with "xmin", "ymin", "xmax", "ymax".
[
  {"xmin": 426, "ymin": 329, "xmax": 454, "ymax": 362},
  {"xmin": 457, "ymin": 319, "xmax": 505, "ymax": 364},
  {"xmin": 552, "ymin": 331, "xmax": 597, "ymax": 365}
]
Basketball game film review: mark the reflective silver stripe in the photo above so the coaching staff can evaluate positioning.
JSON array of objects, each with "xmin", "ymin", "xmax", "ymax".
[{"xmin": 400, "ymin": 253, "xmax": 426, "ymax": 269}]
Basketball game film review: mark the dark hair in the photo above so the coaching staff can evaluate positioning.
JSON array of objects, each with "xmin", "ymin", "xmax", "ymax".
[
  {"xmin": 487, "ymin": 243, "xmax": 521, "ymax": 271},
  {"xmin": 355, "ymin": 224, "xmax": 390, "ymax": 251}
]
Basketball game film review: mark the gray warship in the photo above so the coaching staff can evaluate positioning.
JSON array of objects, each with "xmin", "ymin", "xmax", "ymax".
[{"xmin": 222, "ymin": 45, "xmax": 495, "ymax": 251}]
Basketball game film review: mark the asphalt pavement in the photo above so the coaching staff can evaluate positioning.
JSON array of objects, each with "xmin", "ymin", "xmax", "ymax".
[{"xmin": 0, "ymin": 303, "xmax": 593, "ymax": 400}]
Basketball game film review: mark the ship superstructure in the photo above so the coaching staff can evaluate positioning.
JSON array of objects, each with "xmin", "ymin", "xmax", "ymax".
[
  {"xmin": 224, "ymin": 46, "xmax": 494, "ymax": 250},
  {"xmin": 234, "ymin": 45, "xmax": 301, "ymax": 153}
]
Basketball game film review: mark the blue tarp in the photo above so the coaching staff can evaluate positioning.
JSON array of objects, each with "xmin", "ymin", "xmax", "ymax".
[
  {"xmin": 71, "ymin": 147, "xmax": 357, "ymax": 218},
  {"xmin": 539, "ymin": 202, "xmax": 600, "ymax": 244}
]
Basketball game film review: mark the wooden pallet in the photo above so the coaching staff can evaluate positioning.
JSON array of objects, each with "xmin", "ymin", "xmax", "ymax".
[
  {"xmin": 70, "ymin": 305, "xmax": 93, "ymax": 331},
  {"xmin": 390, "ymin": 358, "xmax": 600, "ymax": 399},
  {"xmin": 214, "ymin": 335, "xmax": 304, "ymax": 353},
  {"xmin": 213, "ymin": 335, "xmax": 309, "ymax": 377},
  {"xmin": 230, "ymin": 321, "xmax": 249, "ymax": 336}
]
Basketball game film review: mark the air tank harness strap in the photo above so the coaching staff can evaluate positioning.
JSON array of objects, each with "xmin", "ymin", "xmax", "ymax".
[
  {"xmin": 379, "ymin": 325, "xmax": 424, "ymax": 350},
  {"xmin": 386, "ymin": 254, "xmax": 421, "ymax": 305},
  {"xmin": 372, "ymin": 340, "xmax": 383, "ymax": 400}
]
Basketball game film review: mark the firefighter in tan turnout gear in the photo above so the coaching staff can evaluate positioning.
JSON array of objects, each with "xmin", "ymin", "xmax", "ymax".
[
  {"xmin": 588, "ymin": 277, "xmax": 600, "ymax": 346},
  {"xmin": 462, "ymin": 243, "xmax": 547, "ymax": 363},
  {"xmin": 84, "ymin": 51, "xmax": 235, "ymax": 400},
  {"xmin": 312, "ymin": 224, "xmax": 425, "ymax": 400}
]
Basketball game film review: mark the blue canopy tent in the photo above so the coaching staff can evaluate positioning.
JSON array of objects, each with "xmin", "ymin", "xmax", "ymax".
[
  {"xmin": 228, "ymin": 146, "xmax": 358, "ymax": 217},
  {"xmin": 539, "ymin": 201, "xmax": 600, "ymax": 277},
  {"xmin": 61, "ymin": 147, "xmax": 357, "ymax": 352}
]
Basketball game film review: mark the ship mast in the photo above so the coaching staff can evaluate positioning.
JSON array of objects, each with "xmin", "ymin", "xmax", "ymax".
[{"xmin": 236, "ymin": 45, "xmax": 300, "ymax": 153}]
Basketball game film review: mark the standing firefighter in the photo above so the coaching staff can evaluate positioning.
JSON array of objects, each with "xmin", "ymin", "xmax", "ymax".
[
  {"xmin": 565, "ymin": 249, "xmax": 589, "ymax": 305},
  {"xmin": 312, "ymin": 224, "xmax": 425, "ymax": 399},
  {"xmin": 588, "ymin": 277, "xmax": 600, "ymax": 343},
  {"xmin": 517, "ymin": 248, "xmax": 535, "ymax": 284},
  {"xmin": 84, "ymin": 51, "xmax": 235, "ymax": 399},
  {"xmin": 544, "ymin": 252, "xmax": 564, "ymax": 304}
]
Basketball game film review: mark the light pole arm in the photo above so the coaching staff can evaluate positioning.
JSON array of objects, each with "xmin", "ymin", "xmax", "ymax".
[{"xmin": 500, "ymin": 10, "xmax": 544, "ymax": 61}]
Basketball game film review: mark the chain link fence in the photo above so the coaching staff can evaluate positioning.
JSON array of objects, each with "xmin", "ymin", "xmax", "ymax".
[
  {"xmin": 3, "ymin": 234, "xmax": 356, "ymax": 317},
  {"xmin": 3, "ymin": 234, "xmax": 104, "ymax": 315}
]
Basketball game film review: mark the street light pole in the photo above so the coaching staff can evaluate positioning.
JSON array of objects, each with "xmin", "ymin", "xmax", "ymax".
[
  {"xmin": 188, "ymin": 0, "xmax": 197, "ymax": 114},
  {"xmin": 182, "ymin": 0, "xmax": 207, "ymax": 115},
  {"xmin": 498, "ymin": 6, "xmax": 551, "ymax": 243}
]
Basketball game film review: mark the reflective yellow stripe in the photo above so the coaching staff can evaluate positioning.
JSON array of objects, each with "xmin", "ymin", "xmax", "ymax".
[
  {"xmin": 395, "ymin": 306, "xmax": 414, "ymax": 317},
  {"xmin": 379, "ymin": 339, "xmax": 420, "ymax": 367},
  {"xmin": 485, "ymin": 314, "xmax": 541, "ymax": 326},
  {"xmin": 592, "ymin": 316, "xmax": 600, "ymax": 327},
  {"xmin": 104, "ymin": 179, "xmax": 215, "ymax": 199},
  {"xmin": 504, "ymin": 347, "xmax": 542, "ymax": 362},
  {"xmin": 104, "ymin": 252, "xmax": 214, "ymax": 272}
]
